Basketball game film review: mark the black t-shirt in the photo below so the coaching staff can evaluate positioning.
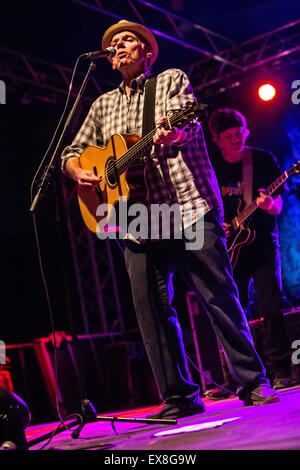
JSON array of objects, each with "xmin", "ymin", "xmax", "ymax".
[{"xmin": 210, "ymin": 147, "xmax": 287, "ymax": 249}]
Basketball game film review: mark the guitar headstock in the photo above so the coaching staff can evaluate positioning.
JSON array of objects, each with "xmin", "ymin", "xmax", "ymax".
[
  {"xmin": 288, "ymin": 160, "xmax": 300, "ymax": 176},
  {"xmin": 169, "ymin": 101, "xmax": 208, "ymax": 129}
]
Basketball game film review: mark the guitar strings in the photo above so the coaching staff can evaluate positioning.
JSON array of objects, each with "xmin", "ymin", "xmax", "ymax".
[
  {"xmin": 236, "ymin": 172, "xmax": 288, "ymax": 226},
  {"xmin": 97, "ymin": 109, "xmax": 185, "ymax": 191},
  {"xmin": 97, "ymin": 106, "xmax": 194, "ymax": 191},
  {"xmin": 115, "ymin": 107, "xmax": 190, "ymax": 172},
  {"xmin": 98, "ymin": 126, "xmax": 157, "ymax": 191},
  {"xmin": 232, "ymin": 164, "xmax": 299, "ymax": 230},
  {"xmin": 105, "ymin": 110, "xmax": 181, "ymax": 176}
]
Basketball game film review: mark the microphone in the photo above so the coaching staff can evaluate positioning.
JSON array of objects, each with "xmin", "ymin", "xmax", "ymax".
[{"xmin": 82, "ymin": 47, "xmax": 116, "ymax": 60}]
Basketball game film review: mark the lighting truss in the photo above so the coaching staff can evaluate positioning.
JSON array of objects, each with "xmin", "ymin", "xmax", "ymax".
[
  {"xmin": 185, "ymin": 19, "xmax": 300, "ymax": 97},
  {"xmin": 0, "ymin": 46, "xmax": 115, "ymax": 105},
  {"xmin": 69, "ymin": 0, "xmax": 239, "ymax": 68}
]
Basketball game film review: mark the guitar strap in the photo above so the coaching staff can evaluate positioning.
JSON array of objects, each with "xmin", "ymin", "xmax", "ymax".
[
  {"xmin": 126, "ymin": 76, "xmax": 157, "ymax": 201},
  {"xmin": 142, "ymin": 75, "xmax": 157, "ymax": 139},
  {"xmin": 242, "ymin": 147, "xmax": 253, "ymax": 205}
]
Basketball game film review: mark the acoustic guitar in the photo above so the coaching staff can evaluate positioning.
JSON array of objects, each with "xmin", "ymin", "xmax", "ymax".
[
  {"xmin": 226, "ymin": 160, "xmax": 300, "ymax": 269},
  {"xmin": 77, "ymin": 101, "xmax": 207, "ymax": 233}
]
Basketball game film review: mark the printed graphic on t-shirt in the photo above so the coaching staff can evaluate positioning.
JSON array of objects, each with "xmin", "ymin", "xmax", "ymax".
[{"xmin": 221, "ymin": 181, "xmax": 243, "ymax": 197}]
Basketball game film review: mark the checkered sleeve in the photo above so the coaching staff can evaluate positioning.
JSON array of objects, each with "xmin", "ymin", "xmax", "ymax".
[
  {"xmin": 61, "ymin": 99, "xmax": 102, "ymax": 171},
  {"xmin": 165, "ymin": 69, "xmax": 201, "ymax": 146}
]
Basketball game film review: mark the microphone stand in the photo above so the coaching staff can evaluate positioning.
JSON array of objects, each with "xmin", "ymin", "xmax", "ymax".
[
  {"xmin": 28, "ymin": 59, "xmax": 176, "ymax": 449},
  {"xmin": 30, "ymin": 59, "xmax": 96, "ymax": 213}
]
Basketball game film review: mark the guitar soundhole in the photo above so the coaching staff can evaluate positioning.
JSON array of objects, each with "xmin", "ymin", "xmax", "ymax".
[{"xmin": 105, "ymin": 157, "xmax": 118, "ymax": 189}]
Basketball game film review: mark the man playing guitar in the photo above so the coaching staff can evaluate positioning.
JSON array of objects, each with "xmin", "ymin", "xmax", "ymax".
[
  {"xmin": 207, "ymin": 108, "xmax": 292, "ymax": 398},
  {"xmin": 61, "ymin": 21, "xmax": 281, "ymax": 417}
]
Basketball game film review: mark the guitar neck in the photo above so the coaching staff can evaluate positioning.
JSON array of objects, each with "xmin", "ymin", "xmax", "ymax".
[
  {"xmin": 115, "ymin": 107, "xmax": 192, "ymax": 175},
  {"xmin": 116, "ymin": 128, "xmax": 157, "ymax": 175},
  {"xmin": 112, "ymin": 102, "xmax": 208, "ymax": 176},
  {"xmin": 235, "ymin": 170, "xmax": 289, "ymax": 226}
]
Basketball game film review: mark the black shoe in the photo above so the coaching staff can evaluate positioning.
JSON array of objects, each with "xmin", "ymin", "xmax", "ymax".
[
  {"xmin": 146, "ymin": 397, "xmax": 205, "ymax": 420},
  {"xmin": 205, "ymin": 386, "xmax": 235, "ymax": 401},
  {"xmin": 243, "ymin": 384, "xmax": 280, "ymax": 406},
  {"xmin": 272, "ymin": 376, "xmax": 293, "ymax": 390}
]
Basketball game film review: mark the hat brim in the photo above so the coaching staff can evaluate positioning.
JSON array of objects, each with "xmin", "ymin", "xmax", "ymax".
[{"xmin": 102, "ymin": 20, "xmax": 158, "ymax": 65}]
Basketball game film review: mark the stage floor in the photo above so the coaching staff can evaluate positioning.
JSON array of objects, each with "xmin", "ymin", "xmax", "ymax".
[{"xmin": 25, "ymin": 385, "xmax": 300, "ymax": 452}]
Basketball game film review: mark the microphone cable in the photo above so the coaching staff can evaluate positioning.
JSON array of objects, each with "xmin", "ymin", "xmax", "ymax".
[{"xmin": 186, "ymin": 354, "xmax": 237, "ymax": 396}]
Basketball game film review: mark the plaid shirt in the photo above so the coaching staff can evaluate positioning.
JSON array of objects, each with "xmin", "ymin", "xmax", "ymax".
[{"xmin": 61, "ymin": 68, "xmax": 223, "ymax": 236}]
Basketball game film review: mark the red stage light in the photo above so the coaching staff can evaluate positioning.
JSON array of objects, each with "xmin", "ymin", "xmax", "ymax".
[{"xmin": 258, "ymin": 83, "xmax": 276, "ymax": 101}]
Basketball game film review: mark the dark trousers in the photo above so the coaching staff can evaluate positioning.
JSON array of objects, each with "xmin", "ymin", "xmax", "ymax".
[
  {"xmin": 234, "ymin": 243, "xmax": 291, "ymax": 376},
  {"xmin": 124, "ymin": 209, "xmax": 269, "ymax": 401}
]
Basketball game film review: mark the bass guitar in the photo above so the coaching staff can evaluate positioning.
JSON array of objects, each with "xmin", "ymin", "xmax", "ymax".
[{"xmin": 227, "ymin": 160, "xmax": 300, "ymax": 269}]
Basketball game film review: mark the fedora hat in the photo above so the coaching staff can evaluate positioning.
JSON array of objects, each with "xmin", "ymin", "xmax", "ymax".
[{"xmin": 102, "ymin": 20, "xmax": 158, "ymax": 64}]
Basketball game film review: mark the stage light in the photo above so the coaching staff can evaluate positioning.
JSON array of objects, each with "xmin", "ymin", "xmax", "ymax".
[{"xmin": 258, "ymin": 83, "xmax": 276, "ymax": 101}]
